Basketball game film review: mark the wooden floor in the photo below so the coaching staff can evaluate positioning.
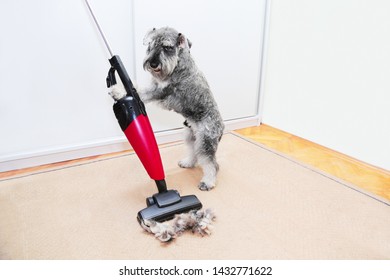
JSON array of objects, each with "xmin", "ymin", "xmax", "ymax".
[
  {"xmin": 1, "ymin": 124, "xmax": 389, "ymax": 201},
  {"xmin": 236, "ymin": 124, "xmax": 390, "ymax": 201}
]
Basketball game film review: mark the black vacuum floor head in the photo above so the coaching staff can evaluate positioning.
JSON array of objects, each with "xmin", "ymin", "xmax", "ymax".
[{"xmin": 137, "ymin": 190, "xmax": 202, "ymax": 223}]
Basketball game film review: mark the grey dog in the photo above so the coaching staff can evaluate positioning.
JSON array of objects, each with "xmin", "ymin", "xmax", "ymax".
[{"xmin": 110, "ymin": 27, "xmax": 224, "ymax": 191}]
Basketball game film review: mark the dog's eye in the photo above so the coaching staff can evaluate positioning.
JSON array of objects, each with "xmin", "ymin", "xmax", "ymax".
[{"xmin": 163, "ymin": 46, "xmax": 174, "ymax": 52}]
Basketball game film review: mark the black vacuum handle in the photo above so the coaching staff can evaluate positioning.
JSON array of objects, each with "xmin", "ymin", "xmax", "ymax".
[
  {"xmin": 107, "ymin": 55, "xmax": 146, "ymax": 115},
  {"xmin": 106, "ymin": 67, "xmax": 117, "ymax": 87}
]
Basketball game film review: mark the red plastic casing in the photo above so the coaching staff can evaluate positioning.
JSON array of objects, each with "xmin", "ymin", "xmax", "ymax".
[{"xmin": 123, "ymin": 114, "xmax": 165, "ymax": 181}]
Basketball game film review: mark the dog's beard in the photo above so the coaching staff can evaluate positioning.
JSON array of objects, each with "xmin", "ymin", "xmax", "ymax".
[
  {"xmin": 161, "ymin": 54, "xmax": 178, "ymax": 78},
  {"xmin": 144, "ymin": 53, "xmax": 178, "ymax": 80}
]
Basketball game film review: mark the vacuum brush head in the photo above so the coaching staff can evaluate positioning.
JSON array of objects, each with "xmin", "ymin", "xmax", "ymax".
[{"xmin": 137, "ymin": 190, "xmax": 202, "ymax": 224}]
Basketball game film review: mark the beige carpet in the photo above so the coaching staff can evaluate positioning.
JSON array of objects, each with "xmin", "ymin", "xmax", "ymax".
[{"xmin": 0, "ymin": 133, "xmax": 389, "ymax": 260}]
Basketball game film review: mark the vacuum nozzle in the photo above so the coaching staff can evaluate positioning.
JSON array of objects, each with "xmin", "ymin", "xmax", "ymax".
[{"xmin": 137, "ymin": 190, "xmax": 202, "ymax": 223}]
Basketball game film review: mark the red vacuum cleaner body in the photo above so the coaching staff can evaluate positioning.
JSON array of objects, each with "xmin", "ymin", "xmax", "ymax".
[{"xmin": 123, "ymin": 114, "xmax": 164, "ymax": 180}]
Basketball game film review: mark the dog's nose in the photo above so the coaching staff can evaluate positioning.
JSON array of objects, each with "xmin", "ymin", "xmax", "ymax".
[{"xmin": 150, "ymin": 60, "xmax": 159, "ymax": 69}]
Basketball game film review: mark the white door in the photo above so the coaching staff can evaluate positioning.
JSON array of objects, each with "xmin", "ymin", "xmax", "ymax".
[{"xmin": 133, "ymin": 0, "xmax": 267, "ymax": 131}]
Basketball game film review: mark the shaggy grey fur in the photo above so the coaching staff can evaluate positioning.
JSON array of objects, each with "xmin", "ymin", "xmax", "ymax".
[
  {"xmin": 140, "ymin": 208, "xmax": 216, "ymax": 242},
  {"xmin": 110, "ymin": 27, "xmax": 224, "ymax": 191}
]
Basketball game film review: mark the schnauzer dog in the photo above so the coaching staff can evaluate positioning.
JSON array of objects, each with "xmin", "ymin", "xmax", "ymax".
[{"xmin": 110, "ymin": 27, "xmax": 224, "ymax": 191}]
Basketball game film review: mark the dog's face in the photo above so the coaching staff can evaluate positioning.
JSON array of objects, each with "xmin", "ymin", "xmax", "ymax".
[{"xmin": 143, "ymin": 27, "xmax": 191, "ymax": 80}]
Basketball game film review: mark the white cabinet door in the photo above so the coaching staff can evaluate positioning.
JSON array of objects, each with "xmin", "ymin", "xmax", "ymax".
[
  {"xmin": 133, "ymin": 0, "xmax": 266, "ymax": 131},
  {"xmin": 0, "ymin": 0, "xmax": 134, "ymax": 169}
]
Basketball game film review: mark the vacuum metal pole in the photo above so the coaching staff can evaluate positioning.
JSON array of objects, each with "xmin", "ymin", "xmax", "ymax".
[{"xmin": 84, "ymin": 0, "xmax": 114, "ymax": 57}]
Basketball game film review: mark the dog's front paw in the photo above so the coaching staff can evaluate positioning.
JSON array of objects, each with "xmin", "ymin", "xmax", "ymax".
[
  {"xmin": 198, "ymin": 181, "xmax": 215, "ymax": 191},
  {"xmin": 108, "ymin": 84, "xmax": 126, "ymax": 100}
]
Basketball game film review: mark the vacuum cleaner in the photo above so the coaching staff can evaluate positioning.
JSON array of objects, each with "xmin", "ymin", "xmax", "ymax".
[{"xmin": 85, "ymin": 0, "xmax": 202, "ymax": 224}]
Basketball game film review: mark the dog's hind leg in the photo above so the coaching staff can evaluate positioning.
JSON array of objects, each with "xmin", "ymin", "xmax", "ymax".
[
  {"xmin": 195, "ymin": 133, "xmax": 219, "ymax": 191},
  {"xmin": 197, "ymin": 153, "xmax": 219, "ymax": 191},
  {"xmin": 178, "ymin": 123, "xmax": 197, "ymax": 168}
]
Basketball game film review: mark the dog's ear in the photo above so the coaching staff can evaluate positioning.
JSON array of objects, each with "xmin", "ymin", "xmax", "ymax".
[
  {"xmin": 178, "ymin": 33, "xmax": 192, "ymax": 49},
  {"xmin": 143, "ymin": 28, "xmax": 156, "ymax": 45}
]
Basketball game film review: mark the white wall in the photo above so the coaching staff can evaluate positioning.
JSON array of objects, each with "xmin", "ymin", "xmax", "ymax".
[
  {"xmin": 262, "ymin": 0, "xmax": 390, "ymax": 170},
  {"xmin": 0, "ymin": 0, "xmax": 266, "ymax": 171}
]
